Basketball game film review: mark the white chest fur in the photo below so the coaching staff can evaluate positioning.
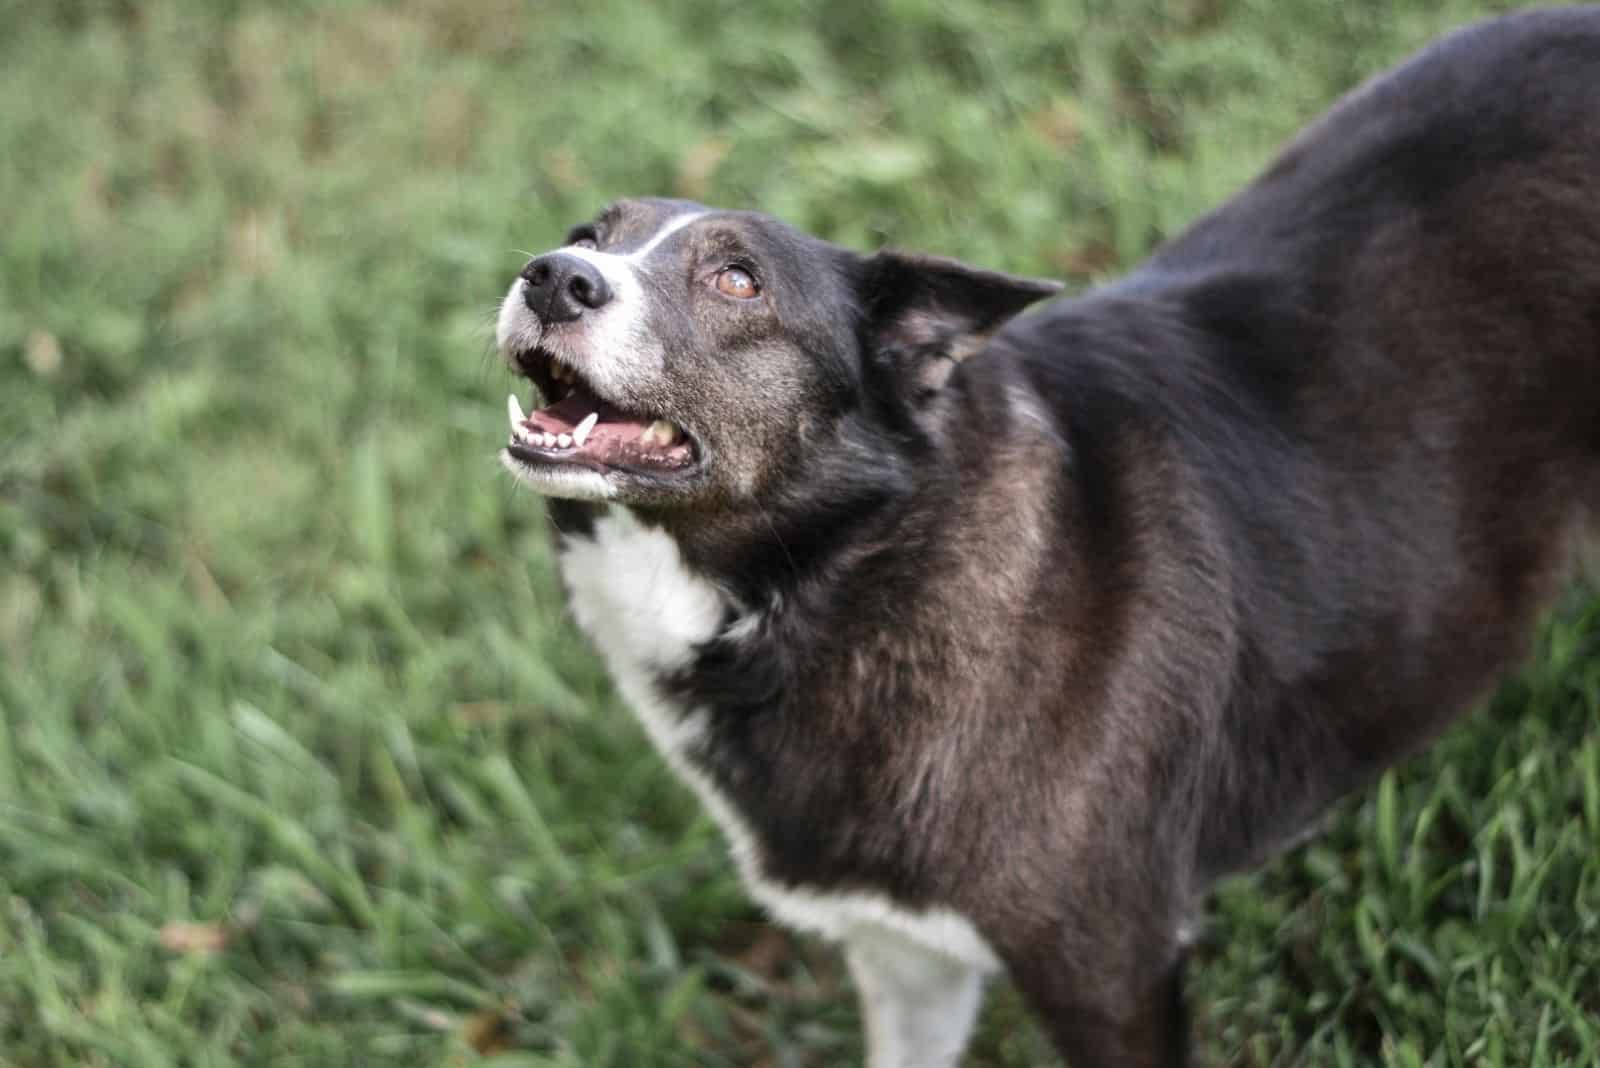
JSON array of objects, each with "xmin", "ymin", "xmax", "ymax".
[{"xmin": 554, "ymin": 508, "xmax": 1000, "ymax": 975}]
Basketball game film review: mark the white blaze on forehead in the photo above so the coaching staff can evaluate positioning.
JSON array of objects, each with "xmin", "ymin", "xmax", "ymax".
[
  {"xmin": 621, "ymin": 209, "xmax": 707, "ymax": 261},
  {"xmin": 558, "ymin": 209, "xmax": 707, "ymax": 288}
]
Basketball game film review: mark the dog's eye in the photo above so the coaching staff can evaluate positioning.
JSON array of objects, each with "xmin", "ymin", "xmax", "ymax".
[
  {"xmin": 715, "ymin": 266, "xmax": 760, "ymax": 299},
  {"xmin": 571, "ymin": 236, "xmax": 598, "ymax": 251}
]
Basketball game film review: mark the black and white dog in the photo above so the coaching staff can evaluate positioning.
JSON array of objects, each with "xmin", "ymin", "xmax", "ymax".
[{"xmin": 492, "ymin": 9, "xmax": 1600, "ymax": 1065}]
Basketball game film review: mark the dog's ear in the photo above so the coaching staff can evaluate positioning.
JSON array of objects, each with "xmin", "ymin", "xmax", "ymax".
[{"xmin": 857, "ymin": 251, "xmax": 1063, "ymax": 397}]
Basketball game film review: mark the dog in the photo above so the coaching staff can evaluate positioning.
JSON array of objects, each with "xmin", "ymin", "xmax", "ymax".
[{"xmin": 491, "ymin": 8, "xmax": 1600, "ymax": 1065}]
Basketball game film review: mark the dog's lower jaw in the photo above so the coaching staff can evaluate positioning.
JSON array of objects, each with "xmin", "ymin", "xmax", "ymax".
[{"xmin": 499, "ymin": 449, "xmax": 618, "ymax": 501}]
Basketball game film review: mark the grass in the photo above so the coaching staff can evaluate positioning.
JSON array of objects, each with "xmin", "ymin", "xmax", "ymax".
[{"xmin": 1, "ymin": 0, "xmax": 1596, "ymax": 1064}]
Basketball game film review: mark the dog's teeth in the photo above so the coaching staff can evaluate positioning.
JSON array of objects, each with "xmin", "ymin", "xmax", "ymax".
[
  {"xmin": 557, "ymin": 433, "xmax": 572, "ymax": 448},
  {"xmin": 507, "ymin": 393, "xmax": 525, "ymax": 429},
  {"xmin": 645, "ymin": 419, "xmax": 682, "ymax": 446},
  {"xmin": 542, "ymin": 433, "xmax": 557, "ymax": 447},
  {"xmin": 573, "ymin": 412, "xmax": 598, "ymax": 447}
]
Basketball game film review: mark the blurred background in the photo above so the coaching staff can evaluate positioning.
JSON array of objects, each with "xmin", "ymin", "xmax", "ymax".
[{"xmin": 2, "ymin": 0, "xmax": 1596, "ymax": 1064}]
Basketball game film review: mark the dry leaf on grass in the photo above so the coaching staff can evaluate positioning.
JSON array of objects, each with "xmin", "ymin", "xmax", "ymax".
[{"xmin": 158, "ymin": 922, "xmax": 229, "ymax": 955}]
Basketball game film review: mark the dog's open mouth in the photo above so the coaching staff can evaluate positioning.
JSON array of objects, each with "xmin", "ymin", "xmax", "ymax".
[{"xmin": 504, "ymin": 350, "xmax": 697, "ymax": 478}]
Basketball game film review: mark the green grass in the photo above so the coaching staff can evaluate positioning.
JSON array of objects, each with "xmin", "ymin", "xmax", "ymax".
[{"xmin": 1, "ymin": 0, "xmax": 1596, "ymax": 1064}]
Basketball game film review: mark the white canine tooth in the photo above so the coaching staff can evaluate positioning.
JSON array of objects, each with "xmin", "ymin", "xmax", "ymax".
[
  {"xmin": 645, "ymin": 419, "xmax": 680, "ymax": 446},
  {"xmin": 557, "ymin": 433, "xmax": 572, "ymax": 448},
  {"xmin": 573, "ymin": 412, "xmax": 598, "ymax": 447},
  {"xmin": 507, "ymin": 393, "xmax": 525, "ymax": 429}
]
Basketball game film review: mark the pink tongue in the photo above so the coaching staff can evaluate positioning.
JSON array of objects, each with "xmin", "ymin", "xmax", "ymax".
[{"xmin": 523, "ymin": 391, "xmax": 647, "ymax": 437}]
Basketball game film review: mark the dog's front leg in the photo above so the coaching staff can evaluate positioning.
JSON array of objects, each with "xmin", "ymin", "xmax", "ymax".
[
  {"xmin": 1006, "ymin": 937, "xmax": 1190, "ymax": 1068},
  {"xmin": 843, "ymin": 929, "xmax": 989, "ymax": 1068}
]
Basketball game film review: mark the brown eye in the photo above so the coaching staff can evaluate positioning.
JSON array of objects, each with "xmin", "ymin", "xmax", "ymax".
[{"xmin": 715, "ymin": 265, "xmax": 759, "ymax": 299}]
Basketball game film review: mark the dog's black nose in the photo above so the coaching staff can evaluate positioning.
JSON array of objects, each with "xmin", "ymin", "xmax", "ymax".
[{"xmin": 521, "ymin": 252, "xmax": 611, "ymax": 323}]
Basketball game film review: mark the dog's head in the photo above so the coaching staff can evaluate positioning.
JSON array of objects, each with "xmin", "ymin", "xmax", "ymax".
[{"xmin": 497, "ymin": 197, "xmax": 1060, "ymax": 513}]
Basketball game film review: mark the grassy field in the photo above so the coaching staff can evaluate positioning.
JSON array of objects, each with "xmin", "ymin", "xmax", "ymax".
[{"xmin": 2, "ymin": 0, "xmax": 1597, "ymax": 1064}]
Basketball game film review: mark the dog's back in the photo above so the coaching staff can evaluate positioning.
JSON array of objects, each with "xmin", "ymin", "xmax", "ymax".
[
  {"xmin": 995, "ymin": 5, "xmax": 1600, "ymax": 879},
  {"xmin": 1158, "ymin": 6, "xmax": 1593, "ymax": 876}
]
